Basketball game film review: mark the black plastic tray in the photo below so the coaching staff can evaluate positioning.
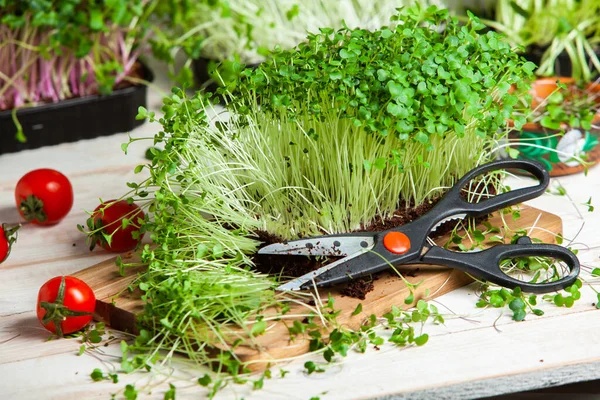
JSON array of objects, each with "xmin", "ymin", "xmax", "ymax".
[{"xmin": 0, "ymin": 62, "xmax": 154, "ymax": 155}]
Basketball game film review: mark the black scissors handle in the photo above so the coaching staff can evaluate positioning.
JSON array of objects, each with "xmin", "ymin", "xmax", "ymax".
[
  {"xmin": 421, "ymin": 237, "xmax": 580, "ymax": 293},
  {"xmin": 431, "ymin": 159, "xmax": 550, "ymax": 222}
]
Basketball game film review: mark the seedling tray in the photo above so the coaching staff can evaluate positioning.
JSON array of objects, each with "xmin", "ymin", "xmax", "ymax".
[{"xmin": 0, "ymin": 62, "xmax": 153, "ymax": 155}]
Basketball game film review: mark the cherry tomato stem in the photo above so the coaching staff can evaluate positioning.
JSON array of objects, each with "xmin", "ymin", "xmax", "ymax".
[{"xmin": 0, "ymin": 223, "xmax": 20, "ymax": 264}]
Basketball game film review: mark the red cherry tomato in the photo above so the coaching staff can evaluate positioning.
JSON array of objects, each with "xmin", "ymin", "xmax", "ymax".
[
  {"xmin": 36, "ymin": 276, "xmax": 96, "ymax": 336},
  {"xmin": 0, "ymin": 224, "xmax": 20, "ymax": 264},
  {"xmin": 15, "ymin": 169, "xmax": 74, "ymax": 225},
  {"xmin": 88, "ymin": 200, "xmax": 145, "ymax": 253}
]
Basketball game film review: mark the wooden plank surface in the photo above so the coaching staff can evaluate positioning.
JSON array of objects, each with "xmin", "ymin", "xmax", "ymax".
[
  {"xmin": 71, "ymin": 206, "xmax": 562, "ymax": 370},
  {"xmin": 2, "ymin": 60, "xmax": 600, "ymax": 400}
]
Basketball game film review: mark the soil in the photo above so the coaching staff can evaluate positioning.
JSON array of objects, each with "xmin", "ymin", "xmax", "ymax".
[
  {"xmin": 253, "ymin": 183, "xmax": 496, "ymax": 299},
  {"xmin": 113, "ymin": 61, "xmax": 145, "ymax": 90},
  {"xmin": 340, "ymin": 278, "xmax": 375, "ymax": 300}
]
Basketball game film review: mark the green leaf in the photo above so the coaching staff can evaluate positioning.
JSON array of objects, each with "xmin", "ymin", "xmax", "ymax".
[
  {"xmin": 340, "ymin": 49, "xmax": 353, "ymax": 59},
  {"xmin": 414, "ymin": 334, "xmax": 429, "ymax": 346},
  {"xmin": 512, "ymin": 309, "xmax": 526, "ymax": 321},
  {"xmin": 304, "ymin": 361, "xmax": 323, "ymax": 374},
  {"xmin": 124, "ymin": 384, "xmax": 138, "ymax": 400},
  {"xmin": 381, "ymin": 29, "xmax": 393, "ymax": 39},
  {"xmin": 554, "ymin": 294, "xmax": 565, "ymax": 307},
  {"xmin": 507, "ymin": 147, "xmax": 520, "ymax": 159},
  {"xmin": 404, "ymin": 292, "xmax": 414, "ymax": 305},
  {"xmin": 136, "ymin": 107, "xmax": 148, "ymax": 120},
  {"xmin": 414, "ymin": 132, "xmax": 429, "ymax": 144},
  {"xmin": 164, "ymin": 383, "xmax": 176, "ymax": 400},
  {"xmin": 121, "ymin": 360, "xmax": 134, "ymax": 373},
  {"xmin": 489, "ymin": 293, "xmax": 504, "ymax": 307},
  {"xmin": 90, "ymin": 368, "xmax": 104, "ymax": 381},
  {"xmin": 508, "ymin": 298, "xmax": 525, "ymax": 312},
  {"xmin": 564, "ymin": 296, "xmax": 574, "ymax": 308},
  {"xmin": 198, "ymin": 374, "xmax": 212, "ymax": 387},
  {"xmin": 251, "ymin": 320, "xmax": 267, "ymax": 336},
  {"xmin": 373, "ymin": 157, "xmax": 386, "ymax": 170},
  {"xmin": 352, "ymin": 303, "xmax": 363, "ymax": 316},
  {"xmin": 472, "ymin": 229, "xmax": 485, "ymax": 243},
  {"xmin": 90, "ymin": 9, "xmax": 103, "ymax": 30}
]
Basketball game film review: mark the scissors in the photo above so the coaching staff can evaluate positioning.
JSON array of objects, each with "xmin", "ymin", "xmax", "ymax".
[{"xmin": 258, "ymin": 159, "xmax": 580, "ymax": 294}]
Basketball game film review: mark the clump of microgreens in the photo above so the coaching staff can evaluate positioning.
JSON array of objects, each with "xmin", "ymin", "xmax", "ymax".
[
  {"xmin": 212, "ymin": 5, "xmax": 535, "ymax": 238},
  {"xmin": 0, "ymin": 0, "xmax": 156, "ymax": 140},
  {"xmin": 150, "ymin": 0, "xmax": 448, "ymax": 85},
  {"xmin": 484, "ymin": 0, "xmax": 600, "ymax": 81},
  {"xmin": 87, "ymin": 6, "xmax": 544, "ymax": 397}
]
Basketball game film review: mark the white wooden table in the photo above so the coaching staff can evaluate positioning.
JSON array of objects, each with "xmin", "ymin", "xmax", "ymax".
[{"xmin": 2, "ymin": 67, "xmax": 600, "ymax": 399}]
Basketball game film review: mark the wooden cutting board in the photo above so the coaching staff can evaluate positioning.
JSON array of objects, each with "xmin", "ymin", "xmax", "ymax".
[{"xmin": 73, "ymin": 206, "xmax": 562, "ymax": 369}]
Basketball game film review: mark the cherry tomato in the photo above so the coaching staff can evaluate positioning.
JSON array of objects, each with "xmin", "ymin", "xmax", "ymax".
[
  {"xmin": 0, "ymin": 224, "xmax": 20, "ymax": 264},
  {"xmin": 15, "ymin": 169, "xmax": 74, "ymax": 225},
  {"xmin": 87, "ymin": 200, "xmax": 145, "ymax": 253},
  {"xmin": 36, "ymin": 276, "xmax": 96, "ymax": 336}
]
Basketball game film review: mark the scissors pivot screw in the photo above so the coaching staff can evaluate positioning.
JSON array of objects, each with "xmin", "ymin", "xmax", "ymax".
[{"xmin": 383, "ymin": 232, "xmax": 411, "ymax": 254}]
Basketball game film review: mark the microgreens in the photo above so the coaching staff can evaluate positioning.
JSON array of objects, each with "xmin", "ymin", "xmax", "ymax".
[
  {"xmin": 518, "ymin": 81, "xmax": 600, "ymax": 130},
  {"xmin": 151, "ymin": 0, "xmax": 448, "ymax": 85},
  {"xmin": 88, "ymin": 5, "xmax": 541, "ymax": 397},
  {"xmin": 507, "ymin": 78, "xmax": 600, "ymax": 170},
  {"xmin": 485, "ymin": 0, "xmax": 600, "ymax": 81},
  {"xmin": 0, "ymin": 0, "xmax": 155, "ymax": 124}
]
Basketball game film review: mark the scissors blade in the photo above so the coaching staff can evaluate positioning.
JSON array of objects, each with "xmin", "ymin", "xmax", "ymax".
[
  {"xmin": 276, "ymin": 247, "xmax": 372, "ymax": 291},
  {"xmin": 430, "ymin": 213, "xmax": 467, "ymax": 233},
  {"xmin": 258, "ymin": 235, "xmax": 375, "ymax": 257}
]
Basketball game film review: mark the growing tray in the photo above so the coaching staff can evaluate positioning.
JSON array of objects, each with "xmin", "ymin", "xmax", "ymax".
[{"xmin": 0, "ymin": 62, "xmax": 154, "ymax": 155}]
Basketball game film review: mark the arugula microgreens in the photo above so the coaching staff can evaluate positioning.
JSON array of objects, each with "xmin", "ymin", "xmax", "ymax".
[{"xmin": 89, "ymin": 5, "xmax": 543, "ymax": 398}]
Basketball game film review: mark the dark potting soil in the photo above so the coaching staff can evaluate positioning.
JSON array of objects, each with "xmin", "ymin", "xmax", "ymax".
[
  {"xmin": 252, "ymin": 182, "xmax": 495, "ymax": 299},
  {"xmin": 340, "ymin": 278, "xmax": 376, "ymax": 300}
]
